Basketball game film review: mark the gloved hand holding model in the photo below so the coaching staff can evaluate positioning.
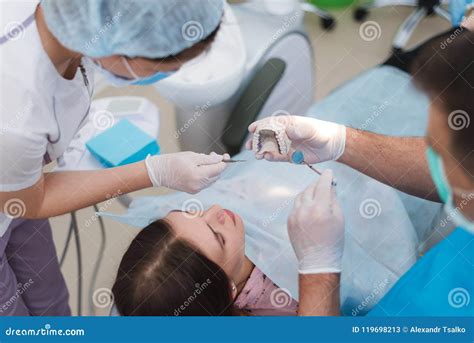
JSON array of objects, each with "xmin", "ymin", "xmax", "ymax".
[
  {"xmin": 247, "ymin": 116, "xmax": 346, "ymax": 163},
  {"xmin": 287, "ymin": 169, "xmax": 345, "ymax": 274},
  {"xmin": 145, "ymin": 152, "xmax": 230, "ymax": 194}
]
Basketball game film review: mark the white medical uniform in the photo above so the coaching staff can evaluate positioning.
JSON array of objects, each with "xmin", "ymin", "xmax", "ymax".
[
  {"xmin": 0, "ymin": 0, "xmax": 94, "ymax": 234},
  {"xmin": 0, "ymin": 1, "xmax": 93, "ymax": 315}
]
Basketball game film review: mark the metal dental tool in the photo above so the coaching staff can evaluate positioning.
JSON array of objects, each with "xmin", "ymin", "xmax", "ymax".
[
  {"xmin": 223, "ymin": 159, "xmax": 247, "ymax": 163},
  {"xmin": 291, "ymin": 150, "xmax": 337, "ymax": 186},
  {"xmin": 198, "ymin": 158, "xmax": 247, "ymax": 167}
]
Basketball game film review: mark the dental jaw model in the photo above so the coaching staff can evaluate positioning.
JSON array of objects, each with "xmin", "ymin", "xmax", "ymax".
[
  {"xmin": 252, "ymin": 122, "xmax": 337, "ymax": 186},
  {"xmin": 252, "ymin": 123, "xmax": 291, "ymax": 157}
]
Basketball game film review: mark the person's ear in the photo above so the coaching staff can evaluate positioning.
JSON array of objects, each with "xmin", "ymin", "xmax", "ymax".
[{"xmin": 230, "ymin": 280, "xmax": 237, "ymax": 300}]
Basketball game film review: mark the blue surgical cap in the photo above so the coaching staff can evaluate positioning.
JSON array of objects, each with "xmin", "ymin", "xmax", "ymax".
[{"xmin": 41, "ymin": 0, "xmax": 224, "ymax": 58}]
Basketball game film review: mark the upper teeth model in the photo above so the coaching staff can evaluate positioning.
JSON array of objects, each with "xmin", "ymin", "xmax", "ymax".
[{"xmin": 252, "ymin": 123, "xmax": 291, "ymax": 156}]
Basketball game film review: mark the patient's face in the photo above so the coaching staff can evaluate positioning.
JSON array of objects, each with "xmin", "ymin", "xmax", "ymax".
[{"xmin": 165, "ymin": 205, "xmax": 245, "ymax": 280}]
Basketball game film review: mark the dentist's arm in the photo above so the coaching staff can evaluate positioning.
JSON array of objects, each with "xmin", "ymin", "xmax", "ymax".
[
  {"xmin": 0, "ymin": 152, "xmax": 228, "ymax": 219},
  {"xmin": 0, "ymin": 162, "xmax": 152, "ymax": 219},
  {"xmin": 287, "ymin": 170, "xmax": 344, "ymax": 316},
  {"xmin": 248, "ymin": 116, "xmax": 438, "ymax": 201},
  {"xmin": 299, "ymin": 273, "xmax": 340, "ymax": 316},
  {"xmin": 339, "ymin": 128, "xmax": 437, "ymax": 200}
]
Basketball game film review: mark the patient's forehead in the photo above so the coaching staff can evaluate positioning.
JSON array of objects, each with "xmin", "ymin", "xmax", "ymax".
[{"xmin": 165, "ymin": 211, "xmax": 206, "ymax": 237}]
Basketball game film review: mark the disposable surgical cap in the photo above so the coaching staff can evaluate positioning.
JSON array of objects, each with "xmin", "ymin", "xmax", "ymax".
[{"xmin": 41, "ymin": 0, "xmax": 224, "ymax": 58}]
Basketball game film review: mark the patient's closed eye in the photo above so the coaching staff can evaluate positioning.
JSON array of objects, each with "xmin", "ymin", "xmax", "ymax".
[
  {"xmin": 217, "ymin": 232, "xmax": 226, "ymax": 246},
  {"xmin": 207, "ymin": 224, "xmax": 225, "ymax": 247},
  {"xmin": 169, "ymin": 209, "xmax": 225, "ymax": 247}
]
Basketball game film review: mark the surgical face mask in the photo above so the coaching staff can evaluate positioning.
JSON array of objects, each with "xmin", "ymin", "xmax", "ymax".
[
  {"xmin": 426, "ymin": 147, "xmax": 474, "ymax": 233},
  {"xmin": 86, "ymin": 57, "xmax": 173, "ymax": 87}
]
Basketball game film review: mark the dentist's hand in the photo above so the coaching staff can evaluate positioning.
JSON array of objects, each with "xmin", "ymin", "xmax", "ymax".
[
  {"xmin": 288, "ymin": 170, "xmax": 345, "ymax": 274},
  {"xmin": 145, "ymin": 152, "xmax": 229, "ymax": 194},
  {"xmin": 247, "ymin": 116, "xmax": 346, "ymax": 163}
]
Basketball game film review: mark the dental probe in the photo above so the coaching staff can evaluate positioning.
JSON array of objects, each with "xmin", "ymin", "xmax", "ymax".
[
  {"xmin": 223, "ymin": 159, "xmax": 247, "ymax": 163},
  {"xmin": 291, "ymin": 151, "xmax": 337, "ymax": 186},
  {"xmin": 198, "ymin": 159, "xmax": 247, "ymax": 167}
]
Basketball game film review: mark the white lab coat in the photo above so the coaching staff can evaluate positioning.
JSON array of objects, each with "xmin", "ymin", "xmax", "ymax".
[{"xmin": 0, "ymin": 1, "xmax": 94, "ymax": 235}]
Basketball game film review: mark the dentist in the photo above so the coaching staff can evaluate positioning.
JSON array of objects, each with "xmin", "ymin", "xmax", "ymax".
[
  {"xmin": 249, "ymin": 29, "xmax": 474, "ymax": 315},
  {"xmin": 0, "ymin": 0, "xmax": 227, "ymax": 316}
]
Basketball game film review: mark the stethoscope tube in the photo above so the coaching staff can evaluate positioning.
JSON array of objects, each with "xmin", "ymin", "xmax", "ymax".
[{"xmin": 48, "ymin": 62, "xmax": 94, "ymax": 144}]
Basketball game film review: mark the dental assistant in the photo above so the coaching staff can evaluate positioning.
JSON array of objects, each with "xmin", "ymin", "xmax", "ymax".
[
  {"xmin": 0, "ymin": 0, "xmax": 227, "ymax": 316},
  {"xmin": 250, "ymin": 28, "xmax": 474, "ymax": 315}
]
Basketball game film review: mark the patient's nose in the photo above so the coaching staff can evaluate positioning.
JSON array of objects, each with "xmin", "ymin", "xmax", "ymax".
[{"xmin": 203, "ymin": 205, "xmax": 224, "ymax": 223}]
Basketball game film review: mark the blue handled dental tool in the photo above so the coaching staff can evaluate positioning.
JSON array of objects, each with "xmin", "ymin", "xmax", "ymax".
[{"xmin": 291, "ymin": 150, "xmax": 337, "ymax": 186}]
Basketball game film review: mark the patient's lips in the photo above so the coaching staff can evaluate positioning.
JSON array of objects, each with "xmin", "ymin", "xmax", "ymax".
[{"xmin": 224, "ymin": 209, "xmax": 236, "ymax": 225}]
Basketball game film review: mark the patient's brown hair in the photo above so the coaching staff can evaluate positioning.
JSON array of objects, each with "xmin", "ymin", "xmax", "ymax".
[{"xmin": 112, "ymin": 219, "xmax": 236, "ymax": 316}]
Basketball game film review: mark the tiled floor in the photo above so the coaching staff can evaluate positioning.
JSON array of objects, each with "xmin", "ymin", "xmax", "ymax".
[{"xmin": 49, "ymin": 4, "xmax": 449, "ymax": 315}]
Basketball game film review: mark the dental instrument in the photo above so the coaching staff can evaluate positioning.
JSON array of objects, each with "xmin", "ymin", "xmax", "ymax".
[
  {"xmin": 223, "ymin": 159, "xmax": 247, "ymax": 163},
  {"xmin": 291, "ymin": 150, "xmax": 337, "ymax": 186},
  {"xmin": 197, "ymin": 158, "xmax": 247, "ymax": 167}
]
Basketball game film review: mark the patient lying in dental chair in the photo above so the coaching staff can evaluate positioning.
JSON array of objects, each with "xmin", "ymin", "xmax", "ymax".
[
  {"xmin": 113, "ymin": 207, "xmax": 298, "ymax": 316},
  {"xmin": 107, "ymin": 148, "xmax": 424, "ymax": 316}
]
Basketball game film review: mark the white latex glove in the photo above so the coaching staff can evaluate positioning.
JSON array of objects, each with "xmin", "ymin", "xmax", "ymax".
[
  {"xmin": 287, "ymin": 169, "xmax": 345, "ymax": 274},
  {"xmin": 247, "ymin": 116, "xmax": 346, "ymax": 163},
  {"xmin": 145, "ymin": 151, "xmax": 229, "ymax": 194}
]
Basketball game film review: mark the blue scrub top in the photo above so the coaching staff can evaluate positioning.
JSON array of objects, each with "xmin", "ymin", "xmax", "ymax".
[{"xmin": 369, "ymin": 228, "xmax": 474, "ymax": 316}]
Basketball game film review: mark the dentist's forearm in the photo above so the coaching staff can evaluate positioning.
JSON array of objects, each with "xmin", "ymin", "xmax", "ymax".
[
  {"xmin": 298, "ymin": 273, "xmax": 340, "ymax": 316},
  {"xmin": 35, "ymin": 161, "xmax": 152, "ymax": 218},
  {"xmin": 338, "ymin": 128, "xmax": 439, "ymax": 201}
]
